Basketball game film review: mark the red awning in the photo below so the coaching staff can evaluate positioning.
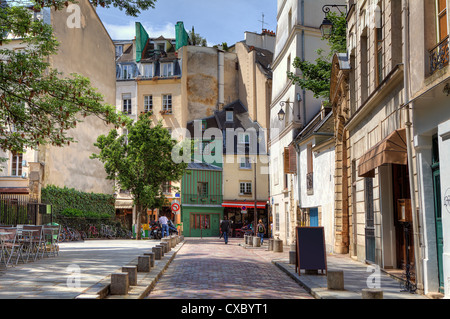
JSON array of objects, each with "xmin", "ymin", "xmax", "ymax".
[{"xmin": 222, "ymin": 201, "xmax": 267, "ymax": 209}]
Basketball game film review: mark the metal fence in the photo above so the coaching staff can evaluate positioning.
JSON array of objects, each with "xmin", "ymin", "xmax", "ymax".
[{"xmin": 0, "ymin": 194, "xmax": 53, "ymax": 226}]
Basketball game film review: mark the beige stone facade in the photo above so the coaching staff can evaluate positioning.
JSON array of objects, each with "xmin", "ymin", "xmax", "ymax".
[{"xmin": 0, "ymin": 0, "xmax": 117, "ymax": 201}]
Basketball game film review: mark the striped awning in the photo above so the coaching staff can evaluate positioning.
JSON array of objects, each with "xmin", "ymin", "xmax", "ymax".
[
  {"xmin": 222, "ymin": 201, "xmax": 267, "ymax": 209},
  {"xmin": 115, "ymin": 199, "xmax": 134, "ymax": 209},
  {"xmin": 358, "ymin": 128, "xmax": 407, "ymax": 178}
]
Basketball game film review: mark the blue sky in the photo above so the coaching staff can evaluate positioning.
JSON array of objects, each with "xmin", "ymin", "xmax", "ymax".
[{"xmin": 96, "ymin": 0, "xmax": 277, "ymax": 46}]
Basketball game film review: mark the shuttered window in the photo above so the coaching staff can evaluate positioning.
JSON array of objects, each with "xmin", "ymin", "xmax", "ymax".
[{"xmin": 437, "ymin": 0, "xmax": 448, "ymax": 42}]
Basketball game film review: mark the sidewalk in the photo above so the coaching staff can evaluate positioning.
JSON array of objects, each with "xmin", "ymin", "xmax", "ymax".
[
  {"xmin": 240, "ymin": 240, "xmax": 429, "ymax": 299},
  {"xmin": 0, "ymin": 239, "xmax": 177, "ymax": 299}
]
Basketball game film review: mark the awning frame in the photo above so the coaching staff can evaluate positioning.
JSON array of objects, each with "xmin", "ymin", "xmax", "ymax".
[{"xmin": 358, "ymin": 128, "xmax": 408, "ymax": 178}]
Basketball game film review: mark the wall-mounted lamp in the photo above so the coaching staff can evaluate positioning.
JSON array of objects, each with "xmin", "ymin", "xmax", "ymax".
[
  {"xmin": 320, "ymin": 5, "xmax": 348, "ymax": 39},
  {"xmin": 277, "ymin": 107, "xmax": 286, "ymax": 121}
]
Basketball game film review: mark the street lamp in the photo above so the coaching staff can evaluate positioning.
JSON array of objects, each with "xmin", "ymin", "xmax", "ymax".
[
  {"xmin": 320, "ymin": 4, "xmax": 348, "ymax": 39},
  {"xmin": 277, "ymin": 107, "xmax": 286, "ymax": 121}
]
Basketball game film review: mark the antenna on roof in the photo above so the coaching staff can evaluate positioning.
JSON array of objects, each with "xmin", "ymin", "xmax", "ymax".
[{"xmin": 258, "ymin": 13, "xmax": 269, "ymax": 32}]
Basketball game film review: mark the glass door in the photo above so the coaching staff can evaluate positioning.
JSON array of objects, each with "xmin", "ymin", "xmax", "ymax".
[{"xmin": 432, "ymin": 134, "xmax": 444, "ymax": 293}]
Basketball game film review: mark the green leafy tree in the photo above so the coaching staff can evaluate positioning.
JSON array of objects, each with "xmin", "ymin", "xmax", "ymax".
[
  {"xmin": 189, "ymin": 26, "xmax": 207, "ymax": 47},
  {"xmin": 91, "ymin": 114, "xmax": 188, "ymax": 240},
  {"xmin": 90, "ymin": 0, "xmax": 157, "ymax": 17},
  {"xmin": 0, "ymin": 0, "xmax": 156, "ymax": 153},
  {"xmin": 287, "ymin": 12, "xmax": 347, "ymax": 102}
]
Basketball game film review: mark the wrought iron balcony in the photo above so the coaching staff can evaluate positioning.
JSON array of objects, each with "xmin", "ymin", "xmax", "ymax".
[
  {"xmin": 430, "ymin": 36, "xmax": 449, "ymax": 75},
  {"xmin": 182, "ymin": 194, "xmax": 223, "ymax": 205}
]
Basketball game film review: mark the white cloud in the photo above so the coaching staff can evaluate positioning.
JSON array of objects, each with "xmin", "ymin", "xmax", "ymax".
[{"xmin": 103, "ymin": 21, "xmax": 176, "ymax": 40}]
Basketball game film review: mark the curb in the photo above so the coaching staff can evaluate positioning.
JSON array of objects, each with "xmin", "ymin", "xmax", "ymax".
[
  {"xmin": 75, "ymin": 239, "xmax": 186, "ymax": 299},
  {"xmin": 273, "ymin": 260, "xmax": 362, "ymax": 299}
]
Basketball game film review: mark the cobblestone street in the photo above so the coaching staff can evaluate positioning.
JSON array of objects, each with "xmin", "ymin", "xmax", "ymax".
[{"xmin": 147, "ymin": 238, "xmax": 313, "ymax": 299}]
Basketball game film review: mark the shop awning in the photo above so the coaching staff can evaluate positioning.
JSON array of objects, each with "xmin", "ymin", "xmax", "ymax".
[
  {"xmin": 358, "ymin": 128, "xmax": 407, "ymax": 178},
  {"xmin": 115, "ymin": 199, "xmax": 134, "ymax": 209},
  {"xmin": 222, "ymin": 201, "xmax": 267, "ymax": 209}
]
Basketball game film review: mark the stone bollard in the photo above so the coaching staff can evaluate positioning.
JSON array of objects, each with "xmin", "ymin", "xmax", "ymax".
[
  {"xmin": 248, "ymin": 236, "xmax": 253, "ymax": 246},
  {"xmin": 161, "ymin": 240, "xmax": 170, "ymax": 253},
  {"xmin": 144, "ymin": 252, "xmax": 155, "ymax": 267},
  {"xmin": 273, "ymin": 239, "xmax": 283, "ymax": 252},
  {"xmin": 157, "ymin": 244, "xmax": 165, "ymax": 256},
  {"xmin": 362, "ymin": 289, "xmax": 383, "ymax": 299},
  {"xmin": 327, "ymin": 270, "xmax": 345, "ymax": 290},
  {"xmin": 171, "ymin": 235, "xmax": 176, "ymax": 248},
  {"xmin": 122, "ymin": 266, "xmax": 137, "ymax": 286},
  {"xmin": 244, "ymin": 235, "xmax": 247, "ymax": 245},
  {"xmin": 137, "ymin": 256, "xmax": 151, "ymax": 272},
  {"xmin": 110, "ymin": 273, "xmax": 129, "ymax": 295},
  {"xmin": 268, "ymin": 239, "xmax": 273, "ymax": 251},
  {"xmin": 152, "ymin": 246, "xmax": 162, "ymax": 260},
  {"xmin": 252, "ymin": 236, "xmax": 261, "ymax": 247}
]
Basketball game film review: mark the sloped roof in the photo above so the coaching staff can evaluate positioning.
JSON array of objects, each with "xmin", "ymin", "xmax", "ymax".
[
  {"xmin": 187, "ymin": 161, "xmax": 222, "ymax": 171},
  {"xmin": 295, "ymin": 108, "xmax": 334, "ymax": 143}
]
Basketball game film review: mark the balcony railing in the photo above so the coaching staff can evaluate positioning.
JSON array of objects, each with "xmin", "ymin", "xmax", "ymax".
[
  {"xmin": 430, "ymin": 36, "xmax": 449, "ymax": 75},
  {"xmin": 182, "ymin": 194, "xmax": 223, "ymax": 205}
]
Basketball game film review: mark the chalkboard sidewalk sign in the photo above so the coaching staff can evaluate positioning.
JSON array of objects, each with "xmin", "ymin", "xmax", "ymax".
[{"xmin": 295, "ymin": 227, "xmax": 327, "ymax": 275}]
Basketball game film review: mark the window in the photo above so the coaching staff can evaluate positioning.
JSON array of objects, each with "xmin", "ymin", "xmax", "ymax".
[
  {"xmin": 197, "ymin": 182, "xmax": 208, "ymax": 196},
  {"xmin": 202, "ymin": 141, "xmax": 215, "ymax": 156},
  {"xmin": 122, "ymin": 64, "xmax": 134, "ymax": 79},
  {"xmin": 238, "ymin": 132, "xmax": 250, "ymax": 144},
  {"xmin": 142, "ymin": 63, "xmax": 153, "ymax": 78},
  {"xmin": 11, "ymin": 152, "xmax": 22, "ymax": 176},
  {"xmin": 115, "ymin": 45, "xmax": 123, "ymax": 57},
  {"xmin": 437, "ymin": 0, "xmax": 448, "ymax": 42},
  {"xmin": 239, "ymin": 182, "xmax": 252, "ymax": 195},
  {"xmin": 306, "ymin": 143, "xmax": 313, "ymax": 193},
  {"xmin": 285, "ymin": 202, "xmax": 290, "ymax": 239},
  {"xmin": 239, "ymin": 157, "xmax": 251, "ymax": 169},
  {"xmin": 226, "ymin": 111, "xmax": 233, "ymax": 122},
  {"xmin": 122, "ymin": 128, "xmax": 128, "ymax": 145},
  {"xmin": 375, "ymin": 3, "xmax": 383, "ymax": 86},
  {"xmin": 122, "ymin": 94, "xmax": 132, "ymax": 114},
  {"xmin": 162, "ymin": 181, "xmax": 171, "ymax": 194},
  {"xmin": 275, "ymin": 204, "xmax": 280, "ymax": 231},
  {"xmin": 287, "ymin": 54, "xmax": 291, "ymax": 81},
  {"xmin": 161, "ymin": 63, "xmax": 173, "ymax": 77},
  {"xmin": 144, "ymin": 95, "xmax": 153, "ymax": 113},
  {"xmin": 162, "ymin": 94, "xmax": 172, "ymax": 113},
  {"xmin": 360, "ymin": 33, "xmax": 369, "ymax": 102},
  {"xmin": 273, "ymin": 157, "xmax": 279, "ymax": 185}
]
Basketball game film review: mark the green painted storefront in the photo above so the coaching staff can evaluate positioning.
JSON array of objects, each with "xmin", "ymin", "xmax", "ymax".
[{"xmin": 180, "ymin": 163, "xmax": 223, "ymax": 237}]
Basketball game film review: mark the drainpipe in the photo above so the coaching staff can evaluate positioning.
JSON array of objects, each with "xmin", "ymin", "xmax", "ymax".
[{"xmin": 402, "ymin": 0, "xmax": 423, "ymax": 292}]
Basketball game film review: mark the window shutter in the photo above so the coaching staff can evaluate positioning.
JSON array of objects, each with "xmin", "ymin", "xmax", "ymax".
[
  {"xmin": 284, "ymin": 148, "xmax": 290, "ymax": 174},
  {"xmin": 289, "ymin": 144, "xmax": 297, "ymax": 173},
  {"xmin": 284, "ymin": 146, "xmax": 297, "ymax": 174}
]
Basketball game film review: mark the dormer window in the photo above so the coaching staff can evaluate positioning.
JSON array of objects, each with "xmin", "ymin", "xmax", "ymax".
[
  {"xmin": 161, "ymin": 63, "xmax": 173, "ymax": 77},
  {"xmin": 226, "ymin": 111, "xmax": 233, "ymax": 122},
  {"xmin": 115, "ymin": 45, "xmax": 123, "ymax": 57},
  {"xmin": 142, "ymin": 63, "xmax": 153, "ymax": 78}
]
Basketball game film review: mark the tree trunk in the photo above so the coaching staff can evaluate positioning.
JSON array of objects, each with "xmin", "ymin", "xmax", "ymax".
[{"xmin": 135, "ymin": 203, "xmax": 142, "ymax": 240}]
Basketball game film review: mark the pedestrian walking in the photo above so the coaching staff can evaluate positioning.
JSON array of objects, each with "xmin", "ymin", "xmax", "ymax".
[
  {"xmin": 220, "ymin": 216, "xmax": 231, "ymax": 244},
  {"xmin": 256, "ymin": 220, "xmax": 266, "ymax": 244},
  {"xmin": 159, "ymin": 214, "xmax": 169, "ymax": 238}
]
